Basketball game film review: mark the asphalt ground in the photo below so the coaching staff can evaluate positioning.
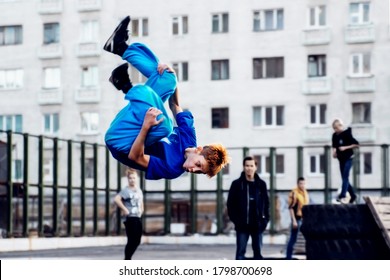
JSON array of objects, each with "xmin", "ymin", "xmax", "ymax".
[{"xmin": 0, "ymin": 243, "xmax": 291, "ymax": 260}]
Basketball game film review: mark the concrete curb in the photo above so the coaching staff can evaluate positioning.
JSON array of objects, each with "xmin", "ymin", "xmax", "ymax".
[{"xmin": 0, "ymin": 234, "xmax": 287, "ymax": 252}]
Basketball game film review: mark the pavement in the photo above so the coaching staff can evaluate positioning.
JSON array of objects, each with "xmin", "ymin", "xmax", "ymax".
[{"xmin": 0, "ymin": 234, "xmax": 301, "ymax": 260}]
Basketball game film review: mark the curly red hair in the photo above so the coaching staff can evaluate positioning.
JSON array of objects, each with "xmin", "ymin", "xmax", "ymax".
[{"xmin": 201, "ymin": 143, "xmax": 230, "ymax": 178}]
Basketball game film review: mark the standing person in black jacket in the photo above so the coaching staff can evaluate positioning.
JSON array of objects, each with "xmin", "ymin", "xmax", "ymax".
[
  {"xmin": 227, "ymin": 156, "xmax": 270, "ymax": 260},
  {"xmin": 332, "ymin": 118, "xmax": 359, "ymax": 204}
]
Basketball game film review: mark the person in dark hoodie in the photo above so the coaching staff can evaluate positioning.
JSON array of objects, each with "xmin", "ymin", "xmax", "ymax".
[
  {"xmin": 227, "ymin": 156, "xmax": 270, "ymax": 260},
  {"xmin": 332, "ymin": 118, "xmax": 359, "ymax": 204}
]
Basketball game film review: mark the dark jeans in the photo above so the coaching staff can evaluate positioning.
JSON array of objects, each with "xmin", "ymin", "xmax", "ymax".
[
  {"xmin": 124, "ymin": 216, "xmax": 142, "ymax": 260},
  {"xmin": 338, "ymin": 158, "xmax": 356, "ymax": 199},
  {"xmin": 235, "ymin": 228, "xmax": 263, "ymax": 260},
  {"xmin": 286, "ymin": 219, "xmax": 302, "ymax": 259}
]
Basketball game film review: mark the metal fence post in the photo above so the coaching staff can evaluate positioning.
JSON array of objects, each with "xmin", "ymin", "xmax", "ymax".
[
  {"xmin": 324, "ymin": 145, "xmax": 332, "ymax": 204},
  {"xmin": 6, "ymin": 131, "xmax": 13, "ymax": 237},
  {"xmin": 22, "ymin": 133, "xmax": 29, "ymax": 237},
  {"xmin": 164, "ymin": 179, "xmax": 171, "ymax": 234},
  {"xmin": 37, "ymin": 136, "xmax": 44, "ymax": 236},
  {"xmin": 52, "ymin": 138, "xmax": 59, "ymax": 235},
  {"xmin": 80, "ymin": 141, "xmax": 86, "ymax": 236},
  {"xmin": 353, "ymin": 148, "xmax": 360, "ymax": 196},
  {"xmin": 67, "ymin": 140, "xmax": 73, "ymax": 236},
  {"xmin": 105, "ymin": 148, "xmax": 110, "ymax": 236},
  {"xmin": 115, "ymin": 161, "xmax": 122, "ymax": 235},
  {"xmin": 382, "ymin": 144, "xmax": 390, "ymax": 196},
  {"xmin": 190, "ymin": 173, "xmax": 197, "ymax": 234},
  {"xmin": 297, "ymin": 146, "xmax": 304, "ymax": 178},
  {"xmin": 216, "ymin": 172, "xmax": 223, "ymax": 234},
  {"xmin": 93, "ymin": 143, "xmax": 98, "ymax": 236},
  {"xmin": 269, "ymin": 147, "xmax": 276, "ymax": 234}
]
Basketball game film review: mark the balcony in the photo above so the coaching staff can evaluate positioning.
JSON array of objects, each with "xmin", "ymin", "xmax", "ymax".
[
  {"xmin": 38, "ymin": 0, "xmax": 63, "ymax": 14},
  {"xmin": 75, "ymin": 87, "xmax": 100, "ymax": 103},
  {"xmin": 302, "ymin": 77, "xmax": 332, "ymax": 95},
  {"xmin": 302, "ymin": 28, "xmax": 331, "ymax": 46},
  {"xmin": 302, "ymin": 126, "xmax": 330, "ymax": 143},
  {"xmin": 37, "ymin": 43, "xmax": 62, "ymax": 59},
  {"xmin": 76, "ymin": 42, "xmax": 100, "ymax": 57},
  {"xmin": 38, "ymin": 89, "xmax": 63, "ymax": 105},
  {"xmin": 345, "ymin": 24, "xmax": 375, "ymax": 44},
  {"xmin": 345, "ymin": 76, "xmax": 375, "ymax": 93},
  {"xmin": 77, "ymin": 0, "xmax": 101, "ymax": 12},
  {"xmin": 351, "ymin": 125, "xmax": 376, "ymax": 143}
]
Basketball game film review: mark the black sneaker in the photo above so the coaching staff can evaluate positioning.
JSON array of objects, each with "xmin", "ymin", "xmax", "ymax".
[
  {"xmin": 349, "ymin": 195, "xmax": 357, "ymax": 204},
  {"xmin": 109, "ymin": 63, "xmax": 133, "ymax": 94},
  {"xmin": 103, "ymin": 16, "xmax": 131, "ymax": 56}
]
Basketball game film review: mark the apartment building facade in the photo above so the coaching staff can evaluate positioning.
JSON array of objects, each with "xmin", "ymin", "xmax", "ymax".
[{"xmin": 0, "ymin": 0, "xmax": 389, "ymax": 194}]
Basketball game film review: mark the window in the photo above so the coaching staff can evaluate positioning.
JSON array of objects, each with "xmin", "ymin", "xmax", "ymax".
[
  {"xmin": 349, "ymin": 2, "xmax": 370, "ymax": 25},
  {"xmin": 80, "ymin": 20, "xmax": 98, "ymax": 42},
  {"xmin": 352, "ymin": 102, "xmax": 371, "ymax": 124},
  {"xmin": 308, "ymin": 6, "xmax": 326, "ymax": 27},
  {"xmin": 253, "ymin": 57, "xmax": 284, "ymax": 79},
  {"xmin": 350, "ymin": 53, "xmax": 371, "ymax": 76},
  {"xmin": 43, "ymin": 23, "xmax": 60, "ymax": 44},
  {"xmin": 0, "ymin": 114, "xmax": 22, "ymax": 132},
  {"xmin": 361, "ymin": 152, "xmax": 372, "ymax": 174},
  {"xmin": 211, "ymin": 59, "xmax": 229, "ymax": 80},
  {"xmin": 309, "ymin": 104, "xmax": 327, "ymax": 125},
  {"xmin": 81, "ymin": 66, "xmax": 98, "ymax": 87},
  {"xmin": 131, "ymin": 18, "xmax": 148, "ymax": 37},
  {"xmin": 43, "ymin": 113, "xmax": 59, "ymax": 134},
  {"xmin": 212, "ymin": 13, "xmax": 229, "ymax": 33},
  {"xmin": 43, "ymin": 67, "xmax": 61, "ymax": 89},
  {"xmin": 0, "ymin": 69, "xmax": 23, "ymax": 90},
  {"xmin": 172, "ymin": 62, "xmax": 188, "ymax": 81},
  {"xmin": 308, "ymin": 55, "xmax": 326, "ymax": 77},
  {"xmin": 212, "ymin": 108, "xmax": 229, "ymax": 128},
  {"xmin": 80, "ymin": 112, "xmax": 99, "ymax": 133},
  {"xmin": 172, "ymin": 15, "xmax": 188, "ymax": 35},
  {"xmin": 253, "ymin": 9, "xmax": 283, "ymax": 31},
  {"xmin": 253, "ymin": 154, "xmax": 284, "ymax": 175},
  {"xmin": 253, "ymin": 106, "xmax": 284, "ymax": 127},
  {"xmin": 0, "ymin": 25, "xmax": 22, "ymax": 45},
  {"xmin": 310, "ymin": 154, "xmax": 325, "ymax": 174}
]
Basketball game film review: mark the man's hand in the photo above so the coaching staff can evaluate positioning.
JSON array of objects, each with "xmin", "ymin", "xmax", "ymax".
[
  {"xmin": 143, "ymin": 107, "xmax": 164, "ymax": 129},
  {"xmin": 157, "ymin": 63, "xmax": 174, "ymax": 75}
]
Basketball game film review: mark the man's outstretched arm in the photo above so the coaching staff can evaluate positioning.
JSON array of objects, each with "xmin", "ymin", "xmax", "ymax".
[
  {"xmin": 128, "ymin": 107, "xmax": 164, "ymax": 168},
  {"xmin": 169, "ymin": 87, "xmax": 183, "ymax": 117}
]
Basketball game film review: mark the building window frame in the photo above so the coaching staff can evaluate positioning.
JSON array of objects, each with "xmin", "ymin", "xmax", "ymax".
[
  {"xmin": 307, "ymin": 5, "xmax": 326, "ymax": 27},
  {"xmin": 308, "ymin": 55, "xmax": 326, "ymax": 77},
  {"xmin": 253, "ymin": 9, "xmax": 284, "ymax": 32},
  {"xmin": 349, "ymin": 53, "xmax": 371, "ymax": 77},
  {"xmin": 211, "ymin": 59, "xmax": 229, "ymax": 80},
  {"xmin": 172, "ymin": 62, "xmax": 188, "ymax": 82},
  {"xmin": 309, "ymin": 104, "xmax": 327, "ymax": 125},
  {"xmin": 253, "ymin": 106, "xmax": 284, "ymax": 127},
  {"xmin": 212, "ymin": 13, "xmax": 229, "ymax": 33},
  {"xmin": 309, "ymin": 154, "xmax": 325, "ymax": 175},
  {"xmin": 352, "ymin": 102, "xmax": 371, "ymax": 124},
  {"xmin": 349, "ymin": 2, "xmax": 371, "ymax": 25},
  {"xmin": 43, "ymin": 67, "xmax": 61, "ymax": 89},
  {"xmin": 212, "ymin": 107, "xmax": 229, "ymax": 129},
  {"xmin": 81, "ymin": 65, "xmax": 99, "ymax": 88},
  {"xmin": 0, "ymin": 68, "xmax": 23, "ymax": 90},
  {"xmin": 0, "ymin": 25, "xmax": 22, "ymax": 45},
  {"xmin": 0, "ymin": 114, "xmax": 22, "ymax": 132},
  {"xmin": 253, "ymin": 57, "xmax": 284, "ymax": 79},
  {"xmin": 43, "ymin": 113, "xmax": 59, "ymax": 135},
  {"xmin": 131, "ymin": 18, "xmax": 149, "ymax": 37},
  {"xmin": 172, "ymin": 15, "xmax": 188, "ymax": 36},
  {"xmin": 80, "ymin": 20, "xmax": 99, "ymax": 43},
  {"xmin": 43, "ymin": 22, "xmax": 60, "ymax": 44}
]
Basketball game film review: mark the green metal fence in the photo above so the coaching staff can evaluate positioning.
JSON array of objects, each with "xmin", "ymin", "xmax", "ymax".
[{"xmin": 0, "ymin": 129, "xmax": 389, "ymax": 238}]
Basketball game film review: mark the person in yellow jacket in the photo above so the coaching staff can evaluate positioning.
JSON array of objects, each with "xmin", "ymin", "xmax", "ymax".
[{"xmin": 286, "ymin": 177, "xmax": 310, "ymax": 259}]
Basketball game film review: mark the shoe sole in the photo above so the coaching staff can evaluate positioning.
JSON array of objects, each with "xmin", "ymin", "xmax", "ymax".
[{"xmin": 103, "ymin": 16, "xmax": 130, "ymax": 53}]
